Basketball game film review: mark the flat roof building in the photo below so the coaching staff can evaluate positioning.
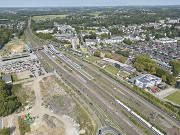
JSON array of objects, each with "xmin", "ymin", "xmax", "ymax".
[
  {"xmin": 0, "ymin": 75, "xmax": 12, "ymax": 84},
  {"xmin": 135, "ymin": 74, "xmax": 162, "ymax": 88}
]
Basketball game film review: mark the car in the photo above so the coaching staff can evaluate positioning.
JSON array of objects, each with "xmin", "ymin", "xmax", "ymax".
[{"xmin": 98, "ymin": 130, "xmax": 101, "ymax": 134}]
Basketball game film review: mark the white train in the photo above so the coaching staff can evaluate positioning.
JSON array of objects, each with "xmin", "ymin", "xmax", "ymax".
[
  {"xmin": 48, "ymin": 45, "xmax": 82, "ymax": 69},
  {"xmin": 115, "ymin": 99, "xmax": 164, "ymax": 135},
  {"xmin": 44, "ymin": 45, "xmax": 54, "ymax": 54},
  {"xmin": 49, "ymin": 45, "xmax": 60, "ymax": 54}
]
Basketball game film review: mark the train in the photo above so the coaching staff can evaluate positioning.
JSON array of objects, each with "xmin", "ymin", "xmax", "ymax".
[
  {"xmin": 47, "ymin": 44, "xmax": 82, "ymax": 69},
  {"xmin": 115, "ymin": 99, "xmax": 164, "ymax": 135},
  {"xmin": 44, "ymin": 45, "xmax": 54, "ymax": 55}
]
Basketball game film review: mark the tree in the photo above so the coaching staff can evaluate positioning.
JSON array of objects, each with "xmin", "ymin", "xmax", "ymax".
[
  {"xmin": 133, "ymin": 54, "xmax": 158, "ymax": 73},
  {"xmin": 100, "ymin": 33, "xmax": 108, "ymax": 39},
  {"xmin": 117, "ymin": 56, "xmax": 126, "ymax": 63},
  {"xmin": 133, "ymin": 62, "xmax": 145, "ymax": 71},
  {"xmin": 105, "ymin": 54, "xmax": 112, "ymax": 59},
  {"xmin": 115, "ymin": 49, "xmax": 129, "ymax": 57},
  {"xmin": 167, "ymin": 75, "xmax": 176, "ymax": 86},
  {"xmin": 0, "ymin": 127, "xmax": 10, "ymax": 135},
  {"xmin": 0, "ymin": 80, "xmax": 21, "ymax": 117},
  {"xmin": 156, "ymin": 67, "xmax": 176, "ymax": 85},
  {"xmin": 161, "ymin": 75, "xmax": 167, "ymax": 82},
  {"xmin": 145, "ymin": 36, "xmax": 150, "ymax": 41},
  {"xmin": 123, "ymin": 39, "xmax": 132, "ymax": 45},
  {"xmin": 169, "ymin": 60, "xmax": 180, "ymax": 77},
  {"xmin": 94, "ymin": 51, "xmax": 101, "ymax": 57}
]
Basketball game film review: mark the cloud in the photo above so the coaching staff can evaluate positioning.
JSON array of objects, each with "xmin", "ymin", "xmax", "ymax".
[{"xmin": 0, "ymin": 0, "xmax": 179, "ymax": 7}]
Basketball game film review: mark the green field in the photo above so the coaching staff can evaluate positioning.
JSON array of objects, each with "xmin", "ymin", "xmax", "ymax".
[
  {"xmin": 165, "ymin": 91, "xmax": 180, "ymax": 105},
  {"xmin": 104, "ymin": 65, "xmax": 119, "ymax": 75},
  {"xmin": 105, "ymin": 133, "xmax": 114, "ymax": 135},
  {"xmin": 90, "ymin": 12, "xmax": 100, "ymax": 18},
  {"xmin": 85, "ymin": 56, "xmax": 100, "ymax": 63},
  {"xmin": 32, "ymin": 14, "xmax": 68, "ymax": 20}
]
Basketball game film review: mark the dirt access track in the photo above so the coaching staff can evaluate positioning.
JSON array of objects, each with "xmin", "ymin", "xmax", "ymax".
[{"xmin": 4, "ymin": 75, "xmax": 79, "ymax": 135}]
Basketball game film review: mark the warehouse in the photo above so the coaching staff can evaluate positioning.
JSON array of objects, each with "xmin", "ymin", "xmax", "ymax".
[
  {"xmin": 0, "ymin": 75, "xmax": 12, "ymax": 84},
  {"xmin": 135, "ymin": 74, "xmax": 162, "ymax": 88}
]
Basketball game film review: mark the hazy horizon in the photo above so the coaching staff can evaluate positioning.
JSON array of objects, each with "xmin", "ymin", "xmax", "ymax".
[{"xmin": 0, "ymin": 0, "xmax": 180, "ymax": 7}]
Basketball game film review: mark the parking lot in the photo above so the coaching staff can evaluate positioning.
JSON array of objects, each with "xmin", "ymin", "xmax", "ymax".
[{"xmin": 0, "ymin": 54, "xmax": 46, "ymax": 79}]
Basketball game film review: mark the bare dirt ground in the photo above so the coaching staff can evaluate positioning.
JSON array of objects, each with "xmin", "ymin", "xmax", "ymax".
[
  {"xmin": 26, "ymin": 114, "xmax": 65, "ymax": 135},
  {"xmin": 0, "ymin": 39, "xmax": 25, "ymax": 57},
  {"xmin": 40, "ymin": 76, "xmax": 78, "ymax": 120},
  {"xmin": 14, "ymin": 81, "xmax": 36, "ymax": 109},
  {"xmin": 16, "ymin": 71, "xmax": 31, "ymax": 80},
  {"xmin": 3, "ymin": 75, "xmax": 94, "ymax": 135}
]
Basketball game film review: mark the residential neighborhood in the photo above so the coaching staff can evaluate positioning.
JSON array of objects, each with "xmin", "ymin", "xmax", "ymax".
[{"xmin": 0, "ymin": 4, "xmax": 180, "ymax": 135}]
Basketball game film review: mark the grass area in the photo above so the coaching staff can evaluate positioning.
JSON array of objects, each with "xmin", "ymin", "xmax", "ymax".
[
  {"xmin": 12, "ymin": 74, "xmax": 19, "ymax": 82},
  {"xmin": 165, "ymin": 91, "xmax": 180, "ymax": 105},
  {"xmin": 0, "ymin": 39, "xmax": 25, "ymax": 56},
  {"xmin": 53, "ymin": 76, "xmax": 97, "ymax": 135},
  {"xmin": 18, "ymin": 116, "xmax": 31, "ymax": 135},
  {"xmin": 20, "ymin": 34, "xmax": 27, "ymax": 42},
  {"xmin": 0, "ymin": 127, "xmax": 10, "ymax": 135},
  {"xmin": 105, "ymin": 133, "xmax": 114, "ymax": 135},
  {"xmin": 32, "ymin": 14, "xmax": 68, "ymax": 20},
  {"xmin": 91, "ymin": 13, "xmax": 100, "ymax": 18},
  {"xmin": 52, "ymin": 95, "xmax": 65, "ymax": 106},
  {"xmin": 121, "ymin": 110, "xmax": 150, "ymax": 134},
  {"xmin": 13, "ymin": 83, "xmax": 35, "ymax": 108},
  {"xmin": 104, "ymin": 65, "xmax": 119, "ymax": 75},
  {"xmin": 85, "ymin": 56, "xmax": 100, "ymax": 63},
  {"xmin": 119, "ymin": 71, "xmax": 130, "ymax": 77},
  {"xmin": 76, "ymin": 104, "xmax": 95, "ymax": 135}
]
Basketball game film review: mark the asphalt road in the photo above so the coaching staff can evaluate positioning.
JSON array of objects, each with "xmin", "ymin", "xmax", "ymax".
[
  {"xmin": 71, "ymin": 55, "xmax": 180, "ymax": 128},
  {"xmin": 37, "ymin": 50, "xmax": 145, "ymax": 135},
  {"xmin": 25, "ymin": 29, "xmax": 152, "ymax": 134},
  {"xmin": 24, "ymin": 25, "xmax": 170, "ymax": 134}
]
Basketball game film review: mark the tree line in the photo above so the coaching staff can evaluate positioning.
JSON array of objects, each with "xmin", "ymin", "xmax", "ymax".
[
  {"xmin": 0, "ymin": 80, "xmax": 21, "ymax": 117},
  {"xmin": 133, "ymin": 54, "xmax": 177, "ymax": 85}
]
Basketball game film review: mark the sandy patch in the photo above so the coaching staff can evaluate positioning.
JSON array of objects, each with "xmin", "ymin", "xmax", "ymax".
[{"xmin": 17, "ymin": 71, "xmax": 31, "ymax": 80}]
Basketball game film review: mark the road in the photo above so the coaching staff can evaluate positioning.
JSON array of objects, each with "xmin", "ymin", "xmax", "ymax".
[
  {"xmin": 71, "ymin": 55, "xmax": 180, "ymax": 128},
  {"xmin": 24, "ymin": 22, "xmax": 175, "ymax": 134},
  {"xmin": 25, "ymin": 26, "xmax": 152, "ymax": 134},
  {"xmin": 54, "ymin": 71, "xmax": 120, "ymax": 135},
  {"xmin": 13, "ymin": 73, "xmax": 53, "ymax": 85},
  {"xmin": 37, "ymin": 50, "xmax": 146, "ymax": 135}
]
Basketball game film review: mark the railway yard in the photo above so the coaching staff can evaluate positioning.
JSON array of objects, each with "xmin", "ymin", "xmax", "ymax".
[
  {"xmin": 25, "ymin": 24, "xmax": 180, "ymax": 135},
  {"xmin": 0, "ymin": 17, "xmax": 179, "ymax": 135}
]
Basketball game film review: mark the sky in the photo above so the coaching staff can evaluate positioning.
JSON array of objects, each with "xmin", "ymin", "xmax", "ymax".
[{"xmin": 0, "ymin": 0, "xmax": 180, "ymax": 7}]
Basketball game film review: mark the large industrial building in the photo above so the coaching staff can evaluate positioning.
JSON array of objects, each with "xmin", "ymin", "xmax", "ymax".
[{"xmin": 135, "ymin": 74, "xmax": 162, "ymax": 88}]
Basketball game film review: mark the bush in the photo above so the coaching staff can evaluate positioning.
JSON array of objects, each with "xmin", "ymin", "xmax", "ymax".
[
  {"xmin": 0, "ymin": 127, "xmax": 10, "ymax": 135},
  {"xmin": 18, "ymin": 117, "xmax": 31, "ymax": 135},
  {"xmin": 0, "ymin": 80, "xmax": 21, "ymax": 117}
]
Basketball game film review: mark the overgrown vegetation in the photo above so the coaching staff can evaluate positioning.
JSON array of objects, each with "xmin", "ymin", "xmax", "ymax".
[
  {"xmin": 133, "ymin": 54, "xmax": 158, "ymax": 74},
  {"xmin": 18, "ymin": 116, "xmax": 31, "ymax": 135},
  {"xmin": 99, "ymin": 69, "xmax": 180, "ymax": 120},
  {"xmin": 0, "ymin": 127, "xmax": 10, "ymax": 135},
  {"xmin": 0, "ymin": 80, "xmax": 21, "ymax": 117},
  {"xmin": 169, "ymin": 60, "xmax": 180, "ymax": 77},
  {"xmin": 133, "ymin": 54, "xmax": 177, "ymax": 85}
]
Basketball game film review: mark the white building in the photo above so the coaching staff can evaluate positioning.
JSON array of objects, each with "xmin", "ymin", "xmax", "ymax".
[
  {"xmin": 135, "ymin": 74, "xmax": 162, "ymax": 88},
  {"xmin": 156, "ymin": 38, "xmax": 177, "ymax": 44},
  {"xmin": 85, "ymin": 39, "xmax": 98, "ymax": 46},
  {"xmin": 103, "ymin": 37, "xmax": 124, "ymax": 44},
  {"xmin": 71, "ymin": 37, "xmax": 79, "ymax": 50},
  {"xmin": 36, "ymin": 29, "xmax": 53, "ymax": 34}
]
